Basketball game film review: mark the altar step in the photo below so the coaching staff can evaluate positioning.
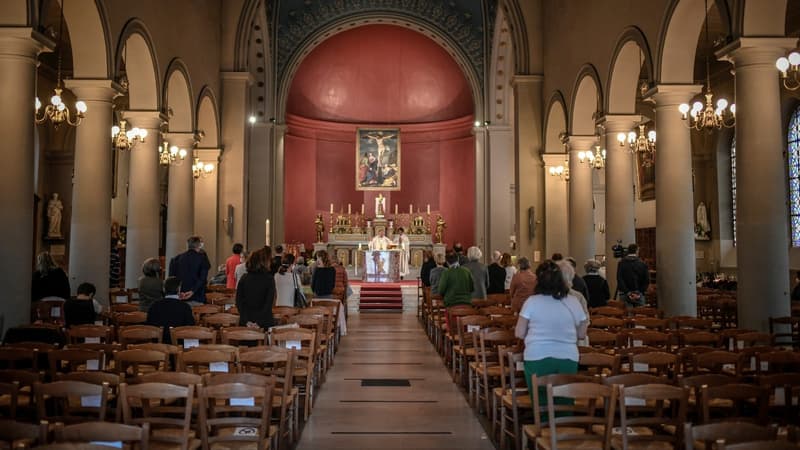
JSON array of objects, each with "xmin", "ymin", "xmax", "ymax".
[{"xmin": 358, "ymin": 284, "xmax": 403, "ymax": 311}]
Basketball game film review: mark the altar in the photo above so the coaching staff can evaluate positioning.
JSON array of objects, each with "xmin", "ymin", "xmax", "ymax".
[{"xmin": 361, "ymin": 250, "xmax": 401, "ymax": 282}]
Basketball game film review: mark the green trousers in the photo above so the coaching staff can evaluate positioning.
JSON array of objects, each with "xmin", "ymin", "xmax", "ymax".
[{"xmin": 523, "ymin": 357, "xmax": 579, "ymax": 413}]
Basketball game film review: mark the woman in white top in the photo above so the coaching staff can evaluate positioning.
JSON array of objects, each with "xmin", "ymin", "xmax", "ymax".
[
  {"xmin": 274, "ymin": 254, "xmax": 301, "ymax": 307},
  {"xmin": 514, "ymin": 260, "xmax": 588, "ymax": 402},
  {"xmin": 501, "ymin": 252, "xmax": 517, "ymax": 291}
]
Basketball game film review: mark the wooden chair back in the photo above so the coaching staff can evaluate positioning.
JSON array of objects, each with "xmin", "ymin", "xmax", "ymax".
[
  {"xmin": 0, "ymin": 419, "xmax": 48, "ymax": 448},
  {"xmin": 118, "ymin": 325, "xmax": 162, "ymax": 347},
  {"xmin": 578, "ymin": 352, "xmax": 621, "ymax": 376},
  {"xmin": 66, "ymin": 325, "xmax": 113, "ymax": 344},
  {"xmin": 112, "ymin": 349, "xmax": 168, "ymax": 378},
  {"xmin": 700, "ymin": 383, "xmax": 769, "ymax": 424},
  {"xmin": 113, "ymin": 312, "xmax": 148, "ymax": 326},
  {"xmin": 684, "ymin": 422, "xmax": 776, "ymax": 450},
  {"xmin": 693, "ymin": 350, "xmax": 741, "ymax": 376},
  {"xmin": 170, "ymin": 326, "xmax": 217, "ymax": 349},
  {"xmin": 630, "ymin": 351, "xmax": 678, "ymax": 378},
  {"xmin": 221, "ymin": 328, "xmax": 267, "ymax": 347},
  {"xmin": 48, "ymin": 349, "xmax": 105, "ymax": 377},
  {"xmin": 591, "ymin": 306, "xmax": 624, "ymax": 317},
  {"xmin": 120, "ymin": 382, "xmax": 196, "ymax": 450},
  {"xmin": 132, "ymin": 371, "xmax": 201, "ymax": 386},
  {"xmin": 543, "ymin": 382, "xmax": 617, "ymax": 450},
  {"xmin": 198, "ymin": 382, "xmax": 275, "ymax": 450},
  {"xmin": 177, "ymin": 349, "xmax": 236, "ymax": 374},
  {"xmin": 616, "ymin": 383, "xmax": 688, "ymax": 450},
  {"xmin": 34, "ymin": 381, "xmax": 109, "ymax": 424},
  {"xmin": 202, "ymin": 313, "xmax": 240, "ymax": 329},
  {"xmin": 53, "ymin": 422, "xmax": 150, "ymax": 450},
  {"xmin": 0, "ymin": 347, "xmax": 41, "ymax": 371}
]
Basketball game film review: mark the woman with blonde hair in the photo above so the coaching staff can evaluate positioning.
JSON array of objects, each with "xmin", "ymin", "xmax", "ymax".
[
  {"xmin": 32, "ymin": 251, "xmax": 70, "ymax": 302},
  {"xmin": 463, "ymin": 246, "xmax": 489, "ymax": 300}
]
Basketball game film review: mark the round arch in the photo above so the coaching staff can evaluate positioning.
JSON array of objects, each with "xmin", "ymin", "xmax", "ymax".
[
  {"xmin": 196, "ymin": 86, "xmax": 220, "ymax": 148},
  {"xmin": 488, "ymin": 7, "xmax": 515, "ymax": 126},
  {"xmin": 58, "ymin": 0, "xmax": 112, "ymax": 79},
  {"xmin": 499, "ymin": 0, "xmax": 531, "ymax": 74},
  {"xmin": 276, "ymin": 15, "xmax": 483, "ymax": 123},
  {"xmin": 544, "ymin": 91, "xmax": 568, "ymax": 153},
  {"xmin": 164, "ymin": 58, "xmax": 194, "ymax": 132},
  {"xmin": 606, "ymin": 27, "xmax": 654, "ymax": 114},
  {"xmin": 115, "ymin": 19, "xmax": 160, "ymax": 111},
  {"xmin": 569, "ymin": 64, "xmax": 602, "ymax": 135}
]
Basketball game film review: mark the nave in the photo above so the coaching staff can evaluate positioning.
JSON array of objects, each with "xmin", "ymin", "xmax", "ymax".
[{"xmin": 296, "ymin": 313, "xmax": 494, "ymax": 450}]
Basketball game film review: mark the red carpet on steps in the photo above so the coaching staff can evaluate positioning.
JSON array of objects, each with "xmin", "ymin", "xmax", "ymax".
[{"xmin": 357, "ymin": 282, "xmax": 405, "ymax": 311}]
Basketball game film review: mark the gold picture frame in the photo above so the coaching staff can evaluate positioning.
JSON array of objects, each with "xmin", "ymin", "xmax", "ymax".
[{"xmin": 356, "ymin": 128, "xmax": 400, "ymax": 191}]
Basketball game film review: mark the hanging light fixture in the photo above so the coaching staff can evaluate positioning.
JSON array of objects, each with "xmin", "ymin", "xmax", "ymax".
[
  {"xmin": 111, "ymin": 118, "xmax": 147, "ymax": 151},
  {"xmin": 549, "ymin": 133, "xmax": 570, "ymax": 181},
  {"xmin": 617, "ymin": 123, "xmax": 656, "ymax": 168},
  {"xmin": 678, "ymin": 0, "xmax": 735, "ymax": 130},
  {"xmin": 775, "ymin": 50, "xmax": 800, "ymax": 90},
  {"xmin": 34, "ymin": 3, "xmax": 86, "ymax": 128},
  {"xmin": 159, "ymin": 141, "xmax": 188, "ymax": 166},
  {"xmin": 192, "ymin": 156, "xmax": 214, "ymax": 179},
  {"xmin": 578, "ymin": 144, "xmax": 606, "ymax": 170}
]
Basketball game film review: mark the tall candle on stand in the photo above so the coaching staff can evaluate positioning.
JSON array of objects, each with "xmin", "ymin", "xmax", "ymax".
[
  {"xmin": 348, "ymin": 203, "xmax": 351, "ymax": 214},
  {"xmin": 265, "ymin": 219, "xmax": 270, "ymax": 246},
  {"xmin": 427, "ymin": 204, "xmax": 430, "ymax": 214},
  {"xmin": 395, "ymin": 204, "xmax": 398, "ymax": 215},
  {"xmin": 330, "ymin": 203, "xmax": 333, "ymax": 214},
  {"xmin": 409, "ymin": 204, "xmax": 413, "ymax": 214},
  {"xmin": 361, "ymin": 203, "xmax": 365, "ymax": 215}
]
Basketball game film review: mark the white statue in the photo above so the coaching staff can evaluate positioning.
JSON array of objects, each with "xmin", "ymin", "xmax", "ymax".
[
  {"xmin": 695, "ymin": 201, "xmax": 710, "ymax": 240},
  {"xmin": 375, "ymin": 193, "xmax": 386, "ymax": 218},
  {"xmin": 47, "ymin": 193, "xmax": 63, "ymax": 238}
]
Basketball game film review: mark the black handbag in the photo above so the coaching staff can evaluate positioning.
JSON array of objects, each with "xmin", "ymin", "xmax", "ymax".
[{"xmin": 292, "ymin": 271, "xmax": 308, "ymax": 308}]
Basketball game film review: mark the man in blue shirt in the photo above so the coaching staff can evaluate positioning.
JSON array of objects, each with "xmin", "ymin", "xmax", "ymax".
[{"xmin": 168, "ymin": 235, "xmax": 211, "ymax": 305}]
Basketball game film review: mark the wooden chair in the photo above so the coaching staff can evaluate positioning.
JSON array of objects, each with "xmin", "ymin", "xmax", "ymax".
[
  {"xmin": 769, "ymin": 316, "xmax": 800, "ymax": 348},
  {"xmin": 0, "ymin": 382, "xmax": 19, "ymax": 420},
  {"xmin": 132, "ymin": 371, "xmax": 202, "ymax": 387},
  {"xmin": 626, "ymin": 317, "xmax": 668, "ymax": 331},
  {"xmin": 0, "ymin": 347, "xmax": 41, "ymax": 371},
  {"xmin": 612, "ymin": 384, "xmax": 688, "ymax": 450},
  {"xmin": 717, "ymin": 441, "xmax": 800, "ymax": 450},
  {"xmin": 453, "ymin": 315, "xmax": 491, "ymax": 386},
  {"xmin": 758, "ymin": 372, "xmax": 800, "ymax": 425},
  {"xmin": 47, "ymin": 349, "xmax": 105, "ymax": 377},
  {"xmin": 693, "ymin": 350, "xmax": 742, "ymax": 376},
  {"xmin": 734, "ymin": 332, "xmax": 774, "ymax": 350},
  {"xmin": 238, "ymin": 346, "xmax": 297, "ymax": 448},
  {"xmin": 198, "ymin": 382, "xmax": 275, "ymax": 450},
  {"xmin": 684, "ymin": 422, "xmax": 777, "ymax": 450},
  {"xmin": 32, "ymin": 299, "xmax": 66, "ymax": 325},
  {"xmin": 34, "ymin": 381, "xmax": 110, "ymax": 424},
  {"xmin": 288, "ymin": 315, "xmax": 326, "ymax": 381},
  {"xmin": 112, "ymin": 349, "xmax": 168, "ymax": 378},
  {"xmin": 53, "ymin": 422, "xmax": 150, "ymax": 450},
  {"xmin": 127, "ymin": 343, "xmax": 181, "ymax": 370},
  {"xmin": 192, "ymin": 304, "xmax": 222, "ymax": 323},
  {"xmin": 619, "ymin": 329, "xmax": 670, "ymax": 350},
  {"xmin": 578, "ymin": 352, "xmax": 621, "ymax": 377},
  {"xmin": 591, "ymin": 306, "xmax": 625, "ymax": 317},
  {"xmin": 671, "ymin": 317, "xmax": 713, "ymax": 331},
  {"xmin": 201, "ymin": 312, "xmax": 240, "ymax": 329},
  {"xmin": 630, "ymin": 351, "xmax": 678, "ymax": 378},
  {"xmin": 170, "ymin": 326, "xmax": 217, "ymax": 349},
  {"xmin": 0, "ymin": 419, "xmax": 49, "ymax": 448},
  {"xmin": 110, "ymin": 303, "xmax": 139, "ymax": 314},
  {"xmin": 474, "ymin": 328, "xmax": 516, "ymax": 417},
  {"xmin": 678, "ymin": 346, "xmax": 717, "ymax": 374},
  {"xmin": 499, "ymin": 350, "xmax": 530, "ymax": 450},
  {"xmin": 109, "ymin": 290, "xmax": 132, "ymax": 304},
  {"xmin": 490, "ymin": 315, "xmax": 519, "ymax": 329},
  {"xmin": 629, "ymin": 306, "xmax": 662, "ymax": 318},
  {"xmin": 699, "ymin": 383, "xmax": 769, "ymax": 425},
  {"xmin": 587, "ymin": 329, "xmax": 619, "ymax": 352},
  {"xmin": 113, "ymin": 312, "xmax": 148, "ymax": 326},
  {"xmin": 55, "ymin": 372, "xmax": 123, "ymax": 422},
  {"xmin": 521, "ymin": 374, "xmax": 598, "ymax": 449},
  {"xmin": 66, "ymin": 325, "xmax": 113, "ymax": 345},
  {"xmin": 679, "ymin": 331, "xmax": 721, "ymax": 348},
  {"xmin": 120, "ymin": 382, "xmax": 199, "ymax": 450},
  {"xmin": 177, "ymin": 349, "xmax": 236, "ymax": 374},
  {"xmin": 272, "ymin": 307, "xmax": 300, "ymax": 324},
  {"xmin": 118, "ymin": 325, "xmax": 163, "ymax": 347},
  {"xmin": 538, "ymin": 382, "xmax": 617, "ymax": 450},
  {"xmin": 757, "ymin": 350, "xmax": 800, "ymax": 374},
  {"xmin": 221, "ymin": 328, "xmax": 267, "ymax": 347},
  {"xmin": 270, "ymin": 328, "xmax": 316, "ymax": 421}
]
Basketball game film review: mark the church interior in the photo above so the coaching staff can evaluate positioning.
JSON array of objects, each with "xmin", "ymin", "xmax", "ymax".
[{"xmin": 2, "ymin": 0, "xmax": 800, "ymax": 449}]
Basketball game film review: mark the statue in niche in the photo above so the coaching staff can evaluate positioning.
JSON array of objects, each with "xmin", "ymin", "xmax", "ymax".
[
  {"xmin": 314, "ymin": 214, "xmax": 325, "ymax": 243},
  {"xmin": 694, "ymin": 201, "xmax": 711, "ymax": 241},
  {"xmin": 434, "ymin": 215, "xmax": 447, "ymax": 244},
  {"xmin": 47, "ymin": 193, "xmax": 64, "ymax": 238},
  {"xmin": 375, "ymin": 193, "xmax": 386, "ymax": 218}
]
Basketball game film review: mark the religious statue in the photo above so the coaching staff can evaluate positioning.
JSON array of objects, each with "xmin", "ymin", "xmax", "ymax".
[
  {"xmin": 314, "ymin": 213, "xmax": 325, "ymax": 243},
  {"xmin": 694, "ymin": 201, "xmax": 711, "ymax": 240},
  {"xmin": 434, "ymin": 215, "xmax": 447, "ymax": 244},
  {"xmin": 47, "ymin": 193, "xmax": 63, "ymax": 238},
  {"xmin": 375, "ymin": 193, "xmax": 386, "ymax": 218}
]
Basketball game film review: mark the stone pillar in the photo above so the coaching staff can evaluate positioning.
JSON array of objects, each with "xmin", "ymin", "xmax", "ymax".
[
  {"xmin": 247, "ymin": 122, "xmax": 273, "ymax": 252},
  {"xmin": 567, "ymin": 135, "xmax": 597, "ymax": 274},
  {"xmin": 650, "ymin": 85, "xmax": 702, "ymax": 317},
  {"xmin": 165, "ymin": 132, "xmax": 196, "ymax": 264},
  {"xmin": 65, "ymin": 79, "xmax": 119, "ymax": 302},
  {"xmin": 270, "ymin": 124, "xmax": 286, "ymax": 248},
  {"xmin": 512, "ymin": 75, "xmax": 545, "ymax": 263},
  {"xmin": 0, "ymin": 28, "xmax": 49, "ymax": 328},
  {"xmin": 473, "ymin": 125, "xmax": 488, "ymax": 258},
  {"xmin": 719, "ymin": 38, "xmax": 796, "ymax": 330},
  {"xmin": 123, "ymin": 111, "xmax": 164, "ymax": 288},
  {"xmin": 543, "ymin": 153, "xmax": 569, "ymax": 257},
  {"xmin": 487, "ymin": 125, "xmax": 515, "ymax": 256},
  {"xmin": 194, "ymin": 148, "xmax": 221, "ymax": 270},
  {"xmin": 599, "ymin": 115, "xmax": 640, "ymax": 295}
]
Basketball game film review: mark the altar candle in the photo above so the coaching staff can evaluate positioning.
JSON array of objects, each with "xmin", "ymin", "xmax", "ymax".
[
  {"xmin": 409, "ymin": 204, "xmax": 413, "ymax": 214},
  {"xmin": 348, "ymin": 203, "xmax": 351, "ymax": 214},
  {"xmin": 265, "ymin": 219, "xmax": 270, "ymax": 246},
  {"xmin": 394, "ymin": 204, "xmax": 398, "ymax": 215},
  {"xmin": 330, "ymin": 203, "xmax": 333, "ymax": 214},
  {"xmin": 427, "ymin": 204, "xmax": 430, "ymax": 214}
]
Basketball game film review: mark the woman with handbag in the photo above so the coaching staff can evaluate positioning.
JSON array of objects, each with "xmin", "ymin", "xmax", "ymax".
[
  {"xmin": 236, "ymin": 247, "xmax": 276, "ymax": 328},
  {"xmin": 275, "ymin": 254, "xmax": 304, "ymax": 307}
]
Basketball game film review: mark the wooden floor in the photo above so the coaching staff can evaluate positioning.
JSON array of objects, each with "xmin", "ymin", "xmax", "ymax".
[{"xmin": 295, "ymin": 312, "xmax": 495, "ymax": 450}]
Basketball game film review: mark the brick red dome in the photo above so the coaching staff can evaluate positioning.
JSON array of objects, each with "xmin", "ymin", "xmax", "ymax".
[{"xmin": 287, "ymin": 25, "xmax": 473, "ymax": 124}]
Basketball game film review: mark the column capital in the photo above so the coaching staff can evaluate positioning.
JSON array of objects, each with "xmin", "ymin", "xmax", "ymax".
[
  {"xmin": 195, "ymin": 148, "xmax": 221, "ymax": 162},
  {"xmin": 646, "ymin": 84, "xmax": 703, "ymax": 107},
  {"xmin": 64, "ymin": 79, "xmax": 122, "ymax": 102},
  {"xmin": 122, "ymin": 110, "xmax": 166, "ymax": 130},
  {"xmin": 164, "ymin": 132, "xmax": 196, "ymax": 147},
  {"xmin": 597, "ymin": 114, "xmax": 642, "ymax": 133},
  {"xmin": 511, "ymin": 74, "xmax": 544, "ymax": 87},
  {"xmin": 542, "ymin": 153, "xmax": 568, "ymax": 167},
  {"xmin": 221, "ymin": 71, "xmax": 255, "ymax": 85},
  {"xmin": 0, "ymin": 28, "xmax": 53, "ymax": 59},
  {"xmin": 717, "ymin": 37, "xmax": 798, "ymax": 66},
  {"xmin": 566, "ymin": 135, "xmax": 597, "ymax": 151}
]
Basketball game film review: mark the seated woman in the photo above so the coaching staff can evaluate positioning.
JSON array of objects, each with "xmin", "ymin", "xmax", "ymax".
[
  {"xmin": 32, "ymin": 251, "xmax": 70, "ymax": 302},
  {"xmin": 138, "ymin": 257, "xmax": 163, "ymax": 312}
]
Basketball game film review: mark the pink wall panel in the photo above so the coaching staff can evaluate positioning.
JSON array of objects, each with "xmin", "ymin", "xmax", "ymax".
[
  {"xmin": 438, "ymin": 136, "xmax": 475, "ymax": 248},
  {"xmin": 390, "ymin": 141, "xmax": 440, "ymax": 212},
  {"xmin": 284, "ymin": 134, "xmax": 317, "ymax": 248}
]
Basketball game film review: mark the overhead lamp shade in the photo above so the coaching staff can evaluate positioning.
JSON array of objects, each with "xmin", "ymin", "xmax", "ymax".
[
  {"xmin": 179, "ymin": 148, "xmax": 188, "ymax": 159},
  {"xmin": 170, "ymin": 145, "xmax": 179, "ymax": 155},
  {"xmin": 56, "ymin": 103, "xmax": 65, "ymax": 111},
  {"xmin": 51, "ymin": 94, "xmax": 62, "ymax": 106},
  {"xmin": 730, "ymin": 104, "xmax": 736, "ymax": 115},
  {"xmin": 692, "ymin": 101, "xmax": 703, "ymax": 112},
  {"xmin": 627, "ymin": 131, "xmax": 636, "ymax": 143},
  {"xmin": 35, "ymin": 97, "xmax": 42, "ymax": 110},
  {"xmin": 204, "ymin": 163, "xmax": 214, "ymax": 173},
  {"xmin": 716, "ymin": 98, "xmax": 728, "ymax": 110},
  {"xmin": 616, "ymin": 132, "xmax": 626, "ymax": 144},
  {"xmin": 647, "ymin": 130, "xmax": 656, "ymax": 141},
  {"xmin": 112, "ymin": 125, "xmax": 120, "ymax": 137}
]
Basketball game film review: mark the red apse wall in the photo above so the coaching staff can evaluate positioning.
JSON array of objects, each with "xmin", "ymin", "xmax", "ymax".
[{"xmin": 284, "ymin": 25, "xmax": 475, "ymax": 248}]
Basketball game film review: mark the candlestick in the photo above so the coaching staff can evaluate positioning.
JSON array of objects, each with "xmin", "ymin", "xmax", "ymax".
[
  {"xmin": 330, "ymin": 203, "xmax": 333, "ymax": 214},
  {"xmin": 361, "ymin": 203, "xmax": 365, "ymax": 215},
  {"xmin": 395, "ymin": 204, "xmax": 398, "ymax": 215},
  {"xmin": 409, "ymin": 204, "xmax": 413, "ymax": 214},
  {"xmin": 427, "ymin": 204, "xmax": 430, "ymax": 214},
  {"xmin": 348, "ymin": 203, "xmax": 351, "ymax": 214},
  {"xmin": 265, "ymin": 219, "xmax": 270, "ymax": 246}
]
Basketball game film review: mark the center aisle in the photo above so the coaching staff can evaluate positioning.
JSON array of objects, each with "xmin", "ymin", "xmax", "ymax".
[{"xmin": 296, "ymin": 312, "xmax": 495, "ymax": 450}]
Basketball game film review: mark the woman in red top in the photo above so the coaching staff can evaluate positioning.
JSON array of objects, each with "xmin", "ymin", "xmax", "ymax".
[{"xmin": 225, "ymin": 243, "xmax": 244, "ymax": 289}]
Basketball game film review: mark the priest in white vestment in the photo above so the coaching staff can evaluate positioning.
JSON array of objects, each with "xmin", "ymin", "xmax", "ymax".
[
  {"xmin": 369, "ymin": 228, "xmax": 392, "ymax": 250},
  {"xmin": 393, "ymin": 227, "xmax": 410, "ymax": 278}
]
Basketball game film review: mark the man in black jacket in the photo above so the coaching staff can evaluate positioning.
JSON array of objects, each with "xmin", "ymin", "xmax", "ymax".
[
  {"xmin": 169, "ymin": 235, "xmax": 211, "ymax": 304},
  {"xmin": 616, "ymin": 243, "xmax": 650, "ymax": 306},
  {"xmin": 146, "ymin": 277, "xmax": 195, "ymax": 344}
]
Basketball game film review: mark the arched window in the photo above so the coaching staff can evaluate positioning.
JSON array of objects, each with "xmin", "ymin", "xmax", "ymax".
[
  {"xmin": 730, "ymin": 137, "xmax": 736, "ymax": 246},
  {"xmin": 789, "ymin": 107, "xmax": 800, "ymax": 247}
]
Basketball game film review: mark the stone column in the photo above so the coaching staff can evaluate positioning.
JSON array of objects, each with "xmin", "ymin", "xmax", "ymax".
[
  {"xmin": 719, "ymin": 38, "xmax": 796, "ymax": 330},
  {"xmin": 194, "ymin": 148, "xmax": 221, "ymax": 270},
  {"xmin": 65, "ymin": 79, "xmax": 119, "ymax": 302},
  {"xmin": 487, "ymin": 125, "xmax": 515, "ymax": 256},
  {"xmin": 270, "ymin": 124, "xmax": 286, "ymax": 248},
  {"xmin": 247, "ymin": 122, "xmax": 272, "ymax": 252},
  {"xmin": 650, "ymin": 85, "xmax": 702, "ymax": 317},
  {"xmin": 599, "ymin": 115, "xmax": 640, "ymax": 295},
  {"xmin": 567, "ymin": 135, "xmax": 597, "ymax": 274},
  {"xmin": 543, "ymin": 153, "xmax": 569, "ymax": 257},
  {"xmin": 512, "ymin": 75, "xmax": 545, "ymax": 263},
  {"xmin": 473, "ymin": 125, "xmax": 488, "ymax": 258},
  {"xmin": 123, "ymin": 111, "xmax": 164, "ymax": 288},
  {"xmin": 164, "ymin": 132, "xmax": 196, "ymax": 264},
  {"xmin": 0, "ymin": 28, "xmax": 50, "ymax": 328}
]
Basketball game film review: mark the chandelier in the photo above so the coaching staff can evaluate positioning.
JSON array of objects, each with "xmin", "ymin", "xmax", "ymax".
[
  {"xmin": 159, "ymin": 141, "xmax": 188, "ymax": 166},
  {"xmin": 678, "ymin": 0, "xmax": 735, "ymax": 130},
  {"xmin": 578, "ymin": 144, "xmax": 606, "ymax": 170},
  {"xmin": 775, "ymin": 51, "xmax": 800, "ymax": 90},
  {"xmin": 548, "ymin": 163, "xmax": 568, "ymax": 181},
  {"xmin": 617, "ymin": 124, "xmax": 656, "ymax": 167},
  {"xmin": 192, "ymin": 157, "xmax": 214, "ymax": 179},
  {"xmin": 34, "ymin": 4, "xmax": 86, "ymax": 128},
  {"xmin": 111, "ymin": 119, "xmax": 147, "ymax": 151}
]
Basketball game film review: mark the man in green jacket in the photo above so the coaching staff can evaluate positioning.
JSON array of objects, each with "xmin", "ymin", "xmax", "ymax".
[{"xmin": 438, "ymin": 251, "xmax": 474, "ymax": 307}]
